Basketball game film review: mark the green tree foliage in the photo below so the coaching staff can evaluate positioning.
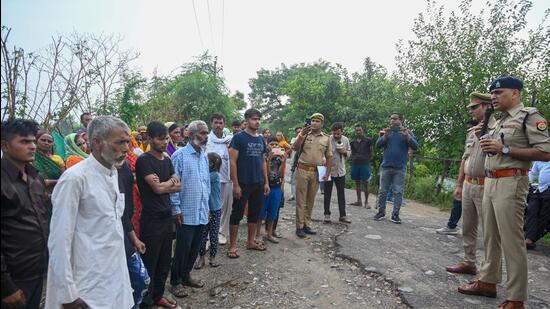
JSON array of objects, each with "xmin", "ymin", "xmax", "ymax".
[
  {"xmin": 395, "ymin": 0, "xmax": 549, "ymax": 158},
  {"xmin": 137, "ymin": 53, "xmax": 243, "ymax": 126},
  {"xmin": 115, "ymin": 72, "xmax": 146, "ymax": 129},
  {"xmin": 250, "ymin": 0, "xmax": 549, "ymax": 162}
]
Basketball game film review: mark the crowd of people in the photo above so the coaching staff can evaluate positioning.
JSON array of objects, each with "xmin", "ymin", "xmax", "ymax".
[{"xmin": 1, "ymin": 76, "xmax": 549, "ymax": 309}]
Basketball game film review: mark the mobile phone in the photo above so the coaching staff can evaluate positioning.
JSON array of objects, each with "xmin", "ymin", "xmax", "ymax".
[
  {"xmin": 305, "ymin": 118, "xmax": 311, "ymax": 126},
  {"xmin": 272, "ymin": 148, "xmax": 283, "ymax": 156}
]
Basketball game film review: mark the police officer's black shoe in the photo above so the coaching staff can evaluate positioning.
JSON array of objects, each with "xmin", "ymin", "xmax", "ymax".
[
  {"xmin": 296, "ymin": 229, "xmax": 306, "ymax": 238},
  {"xmin": 374, "ymin": 212, "xmax": 386, "ymax": 221},
  {"xmin": 303, "ymin": 226, "xmax": 317, "ymax": 235}
]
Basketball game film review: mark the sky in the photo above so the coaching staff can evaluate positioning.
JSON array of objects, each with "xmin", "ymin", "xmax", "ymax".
[{"xmin": 2, "ymin": 0, "xmax": 548, "ymax": 98}]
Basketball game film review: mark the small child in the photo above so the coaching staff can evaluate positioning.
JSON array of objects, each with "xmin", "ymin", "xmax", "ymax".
[
  {"xmin": 195, "ymin": 152, "xmax": 222, "ymax": 269},
  {"xmin": 258, "ymin": 136, "xmax": 286, "ymax": 243}
]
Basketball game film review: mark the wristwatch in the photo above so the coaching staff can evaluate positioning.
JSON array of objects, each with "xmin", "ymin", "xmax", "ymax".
[{"xmin": 502, "ymin": 145, "xmax": 510, "ymax": 155}]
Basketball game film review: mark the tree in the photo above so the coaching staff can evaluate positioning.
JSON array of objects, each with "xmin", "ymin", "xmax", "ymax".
[
  {"xmin": 137, "ymin": 52, "xmax": 243, "ymax": 126},
  {"xmin": 114, "ymin": 71, "xmax": 146, "ymax": 129},
  {"xmin": 1, "ymin": 27, "xmax": 138, "ymax": 130},
  {"xmin": 394, "ymin": 0, "xmax": 550, "ymax": 158}
]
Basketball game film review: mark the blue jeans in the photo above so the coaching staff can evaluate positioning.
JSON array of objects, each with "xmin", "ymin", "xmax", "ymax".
[
  {"xmin": 387, "ymin": 185, "xmax": 394, "ymax": 202},
  {"xmin": 447, "ymin": 199, "xmax": 462, "ymax": 229},
  {"xmin": 127, "ymin": 253, "xmax": 150, "ymax": 308},
  {"xmin": 377, "ymin": 166, "xmax": 407, "ymax": 215}
]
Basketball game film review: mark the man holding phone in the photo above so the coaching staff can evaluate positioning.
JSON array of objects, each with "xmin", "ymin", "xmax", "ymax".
[
  {"xmin": 292, "ymin": 113, "xmax": 332, "ymax": 238},
  {"xmin": 374, "ymin": 113, "xmax": 419, "ymax": 224}
]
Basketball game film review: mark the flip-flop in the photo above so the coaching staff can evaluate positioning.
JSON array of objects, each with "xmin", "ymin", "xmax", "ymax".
[
  {"xmin": 227, "ymin": 249, "xmax": 240, "ymax": 259},
  {"xmin": 185, "ymin": 278, "xmax": 205, "ymax": 288},
  {"xmin": 156, "ymin": 297, "xmax": 177, "ymax": 308},
  {"xmin": 247, "ymin": 243, "xmax": 267, "ymax": 251},
  {"xmin": 170, "ymin": 284, "xmax": 188, "ymax": 298},
  {"xmin": 209, "ymin": 260, "xmax": 221, "ymax": 268},
  {"xmin": 266, "ymin": 236, "xmax": 279, "ymax": 244}
]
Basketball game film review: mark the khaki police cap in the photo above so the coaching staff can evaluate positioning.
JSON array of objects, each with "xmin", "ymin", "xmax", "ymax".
[
  {"xmin": 468, "ymin": 92, "xmax": 492, "ymax": 107},
  {"xmin": 310, "ymin": 113, "xmax": 325, "ymax": 122}
]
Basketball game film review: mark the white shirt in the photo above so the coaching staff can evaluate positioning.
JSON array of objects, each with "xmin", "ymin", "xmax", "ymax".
[
  {"xmin": 206, "ymin": 131, "xmax": 232, "ymax": 183},
  {"xmin": 45, "ymin": 155, "xmax": 133, "ymax": 309}
]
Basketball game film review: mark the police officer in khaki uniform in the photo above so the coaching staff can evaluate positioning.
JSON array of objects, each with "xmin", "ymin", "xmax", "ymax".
[
  {"xmin": 445, "ymin": 92, "xmax": 496, "ymax": 275},
  {"xmin": 458, "ymin": 77, "xmax": 550, "ymax": 309},
  {"xmin": 292, "ymin": 113, "xmax": 332, "ymax": 238}
]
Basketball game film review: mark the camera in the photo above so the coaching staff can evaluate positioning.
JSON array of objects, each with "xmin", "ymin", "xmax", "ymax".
[
  {"xmin": 335, "ymin": 141, "xmax": 344, "ymax": 150},
  {"xmin": 305, "ymin": 118, "xmax": 311, "ymax": 126}
]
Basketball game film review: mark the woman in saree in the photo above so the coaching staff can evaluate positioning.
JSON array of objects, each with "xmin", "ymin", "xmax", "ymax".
[
  {"xmin": 131, "ymin": 131, "xmax": 144, "ymax": 156},
  {"xmin": 65, "ymin": 132, "xmax": 89, "ymax": 169},
  {"xmin": 166, "ymin": 122, "xmax": 182, "ymax": 157},
  {"xmin": 128, "ymin": 132, "xmax": 144, "ymax": 236},
  {"xmin": 35, "ymin": 131, "xmax": 65, "ymax": 188}
]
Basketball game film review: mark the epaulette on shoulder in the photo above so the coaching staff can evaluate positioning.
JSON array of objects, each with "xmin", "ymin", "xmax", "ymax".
[
  {"xmin": 519, "ymin": 107, "xmax": 540, "ymax": 131},
  {"xmin": 520, "ymin": 107, "xmax": 539, "ymax": 115}
]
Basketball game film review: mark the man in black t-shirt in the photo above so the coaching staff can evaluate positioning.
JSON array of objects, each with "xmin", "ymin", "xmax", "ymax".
[
  {"xmin": 228, "ymin": 108, "xmax": 269, "ymax": 258},
  {"xmin": 350, "ymin": 124, "xmax": 373, "ymax": 208},
  {"xmin": 136, "ymin": 121, "xmax": 181, "ymax": 307}
]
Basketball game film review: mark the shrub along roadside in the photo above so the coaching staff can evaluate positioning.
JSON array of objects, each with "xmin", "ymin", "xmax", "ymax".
[{"xmin": 343, "ymin": 161, "xmax": 454, "ymax": 210}]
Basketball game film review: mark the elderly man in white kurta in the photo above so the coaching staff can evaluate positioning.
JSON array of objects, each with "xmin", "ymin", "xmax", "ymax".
[{"xmin": 46, "ymin": 116, "xmax": 133, "ymax": 309}]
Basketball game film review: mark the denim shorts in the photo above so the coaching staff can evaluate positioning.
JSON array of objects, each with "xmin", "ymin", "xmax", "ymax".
[{"xmin": 351, "ymin": 164, "xmax": 371, "ymax": 181}]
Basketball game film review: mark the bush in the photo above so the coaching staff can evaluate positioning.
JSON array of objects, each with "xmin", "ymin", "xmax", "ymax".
[
  {"xmin": 406, "ymin": 175, "xmax": 454, "ymax": 209},
  {"xmin": 344, "ymin": 168, "xmax": 454, "ymax": 209},
  {"xmin": 413, "ymin": 164, "xmax": 430, "ymax": 178},
  {"xmin": 407, "ymin": 176, "xmax": 437, "ymax": 202}
]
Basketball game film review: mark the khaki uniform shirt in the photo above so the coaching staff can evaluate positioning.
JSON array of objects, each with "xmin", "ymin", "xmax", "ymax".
[
  {"xmin": 485, "ymin": 103, "xmax": 550, "ymax": 171},
  {"xmin": 463, "ymin": 117, "xmax": 496, "ymax": 178},
  {"xmin": 329, "ymin": 135, "xmax": 351, "ymax": 177},
  {"xmin": 298, "ymin": 132, "xmax": 332, "ymax": 166}
]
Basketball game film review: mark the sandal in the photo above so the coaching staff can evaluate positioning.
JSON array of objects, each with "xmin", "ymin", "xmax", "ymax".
[
  {"xmin": 156, "ymin": 297, "xmax": 177, "ymax": 308},
  {"xmin": 227, "ymin": 248, "xmax": 240, "ymax": 259},
  {"xmin": 185, "ymin": 278, "xmax": 205, "ymax": 288},
  {"xmin": 209, "ymin": 258, "xmax": 220, "ymax": 268},
  {"xmin": 266, "ymin": 236, "xmax": 279, "ymax": 244},
  {"xmin": 170, "ymin": 284, "xmax": 188, "ymax": 298},
  {"xmin": 194, "ymin": 257, "xmax": 206, "ymax": 270},
  {"xmin": 247, "ymin": 242, "xmax": 267, "ymax": 251},
  {"xmin": 349, "ymin": 201, "xmax": 362, "ymax": 206}
]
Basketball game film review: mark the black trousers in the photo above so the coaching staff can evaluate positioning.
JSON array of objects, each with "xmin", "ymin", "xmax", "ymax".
[
  {"xmin": 525, "ymin": 189, "xmax": 550, "ymax": 243},
  {"xmin": 170, "ymin": 224, "xmax": 205, "ymax": 286},
  {"xmin": 323, "ymin": 176, "xmax": 347, "ymax": 217},
  {"xmin": 140, "ymin": 231, "xmax": 173, "ymax": 307},
  {"xmin": 11, "ymin": 276, "xmax": 44, "ymax": 309}
]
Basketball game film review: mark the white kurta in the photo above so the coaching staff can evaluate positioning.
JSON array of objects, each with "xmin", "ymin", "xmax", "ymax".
[{"xmin": 45, "ymin": 155, "xmax": 133, "ymax": 309}]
